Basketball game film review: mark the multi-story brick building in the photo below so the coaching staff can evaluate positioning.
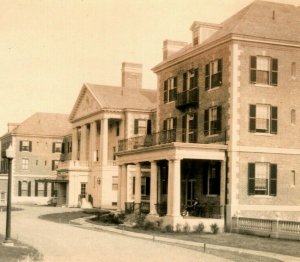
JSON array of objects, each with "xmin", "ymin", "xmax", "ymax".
[
  {"xmin": 116, "ymin": 1, "xmax": 300, "ymax": 231},
  {"xmin": 0, "ymin": 112, "xmax": 71, "ymax": 205}
]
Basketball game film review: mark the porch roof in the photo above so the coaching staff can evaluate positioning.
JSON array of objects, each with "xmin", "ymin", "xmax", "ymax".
[
  {"xmin": 116, "ymin": 142, "xmax": 227, "ymax": 165},
  {"xmin": 35, "ymin": 178, "xmax": 69, "ymax": 183}
]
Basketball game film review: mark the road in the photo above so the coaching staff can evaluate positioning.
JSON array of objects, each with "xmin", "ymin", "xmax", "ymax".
[{"xmin": 0, "ymin": 205, "xmax": 231, "ymax": 262}]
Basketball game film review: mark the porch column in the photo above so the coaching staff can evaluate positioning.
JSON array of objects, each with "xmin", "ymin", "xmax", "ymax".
[
  {"xmin": 167, "ymin": 159, "xmax": 181, "ymax": 217},
  {"xmin": 117, "ymin": 165, "xmax": 122, "ymax": 211},
  {"xmin": 71, "ymin": 128, "xmax": 78, "ymax": 160},
  {"xmin": 220, "ymin": 160, "xmax": 226, "ymax": 218},
  {"xmin": 80, "ymin": 124, "xmax": 88, "ymax": 161},
  {"xmin": 134, "ymin": 163, "xmax": 141, "ymax": 204},
  {"xmin": 89, "ymin": 122, "xmax": 97, "ymax": 163},
  {"xmin": 100, "ymin": 118, "xmax": 108, "ymax": 165},
  {"xmin": 149, "ymin": 161, "xmax": 158, "ymax": 215},
  {"xmin": 120, "ymin": 164, "xmax": 127, "ymax": 211}
]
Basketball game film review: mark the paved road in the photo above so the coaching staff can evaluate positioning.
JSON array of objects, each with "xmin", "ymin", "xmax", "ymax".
[{"xmin": 0, "ymin": 205, "xmax": 231, "ymax": 262}]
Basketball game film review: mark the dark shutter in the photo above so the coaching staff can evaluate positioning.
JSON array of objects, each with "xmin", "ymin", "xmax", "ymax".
[
  {"xmin": 35, "ymin": 181, "xmax": 38, "ymax": 196},
  {"xmin": 249, "ymin": 105, "xmax": 256, "ymax": 132},
  {"xmin": 271, "ymin": 58, "xmax": 278, "ymax": 86},
  {"xmin": 163, "ymin": 120, "xmax": 167, "ymax": 131},
  {"xmin": 29, "ymin": 141, "xmax": 32, "ymax": 152},
  {"xmin": 216, "ymin": 106, "xmax": 222, "ymax": 132},
  {"xmin": 61, "ymin": 143, "xmax": 65, "ymax": 154},
  {"xmin": 19, "ymin": 141, "xmax": 23, "ymax": 152},
  {"xmin": 194, "ymin": 68, "xmax": 199, "ymax": 88},
  {"xmin": 204, "ymin": 109, "xmax": 209, "ymax": 136},
  {"xmin": 44, "ymin": 182, "xmax": 48, "ymax": 197},
  {"xmin": 146, "ymin": 120, "xmax": 152, "ymax": 135},
  {"xmin": 51, "ymin": 182, "xmax": 55, "ymax": 197},
  {"xmin": 271, "ymin": 106, "xmax": 278, "ymax": 134},
  {"xmin": 28, "ymin": 181, "xmax": 31, "ymax": 197},
  {"xmin": 51, "ymin": 160, "xmax": 55, "ymax": 171},
  {"xmin": 18, "ymin": 181, "xmax": 22, "ymax": 196},
  {"xmin": 172, "ymin": 117, "xmax": 177, "ymax": 129},
  {"xmin": 217, "ymin": 59, "xmax": 223, "ymax": 85},
  {"xmin": 269, "ymin": 164, "xmax": 277, "ymax": 196},
  {"xmin": 193, "ymin": 113, "xmax": 198, "ymax": 142},
  {"xmin": 173, "ymin": 76, "xmax": 177, "ymax": 87},
  {"xmin": 134, "ymin": 119, "xmax": 139, "ymax": 134},
  {"xmin": 132, "ymin": 177, "xmax": 135, "ymax": 195},
  {"xmin": 52, "ymin": 142, "xmax": 55, "ymax": 153},
  {"xmin": 164, "ymin": 80, "xmax": 168, "ymax": 103},
  {"xmin": 248, "ymin": 163, "xmax": 255, "ymax": 195},
  {"xmin": 183, "ymin": 72, "xmax": 187, "ymax": 91},
  {"xmin": 205, "ymin": 64, "xmax": 210, "ymax": 90},
  {"xmin": 250, "ymin": 56, "xmax": 257, "ymax": 83},
  {"xmin": 182, "ymin": 115, "xmax": 187, "ymax": 142}
]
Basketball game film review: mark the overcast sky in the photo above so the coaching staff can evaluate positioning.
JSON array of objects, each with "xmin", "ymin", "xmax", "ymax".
[{"xmin": 0, "ymin": 0, "xmax": 299, "ymax": 135}]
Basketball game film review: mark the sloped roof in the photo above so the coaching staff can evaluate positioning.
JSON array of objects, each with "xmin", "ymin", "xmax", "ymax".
[
  {"xmin": 87, "ymin": 84, "xmax": 156, "ymax": 111},
  {"xmin": 10, "ymin": 112, "xmax": 71, "ymax": 137}
]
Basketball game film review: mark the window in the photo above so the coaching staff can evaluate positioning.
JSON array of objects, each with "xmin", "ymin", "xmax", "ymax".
[
  {"xmin": 52, "ymin": 142, "xmax": 62, "ymax": 153},
  {"xmin": 116, "ymin": 122, "xmax": 120, "ymax": 136},
  {"xmin": 183, "ymin": 68, "xmax": 199, "ymax": 92},
  {"xmin": 112, "ymin": 176, "xmax": 118, "ymax": 191},
  {"xmin": 162, "ymin": 117, "xmax": 177, "ymax": 143},
  {"xmin": 51, "ymin": 160, "xmax": 59, "ymax": 171},
  {"xmin": 0, "ymin": 192, "xmax": 5, "ymax": 201},
  {"xmin": 22, "ymin": 158, "xmax": 29, "ymax": 170},
  {"xmin": 163, "ymin": 76, "xmax": 177, "ymax": 103},
  {"xmin": 134, "ymin": 119, "xmax": 147, "ymax": 135},
  {"xmin": 35, "ymin": 181, "xmax": 47, "ymax": 197},
  {"xmin": 20, "ymin": 141, "xmax": 32, "ymax": 152},
  {"xmin": 80, "ymin": 183, "xmax": 87, "ymax": 198},
  {"xmin": 248, "ymin": 162, "xmax": 277, "ymax": 196},
  {"xmin": 205, "ymin": 59, "xmax": 222, "ymax": 90},
  {"xmin": 291, "ymin": 109, "xmax": 296, "ymax": 124},
  {"xmin": 21, "ymin": 181, "xmax": 28, "ymax": 196},
  {"xmin": 292, "ymin": 170, "xmax": 296, "ymax": 186},
  {"xmin": 132, "ymin": 176, "xmax": 135, "ymax": 194},
  {"xmin": 249, "ymin": 104, "xmax": 277, "ymax": 134},
  {"xmin": 203, "ymin": 162, "xmax": 220, "ymax": 195},
  {"xmin": 291, "ymin": 62, "xmax": 296, "ymax": 78},
  {"xmin": 250, "ymin": 56, "xmax": 278, "ymax": 86},
  {"xmin": 182, "ymin": 113, "xmax": 198, "ymax": 143},
  {"xmin": 67, "ymin": 142, "xmax": 72, "ymax": 153},
  {"xmin": 204, "ymin": 106, "xmax": 222, "ymax": 136}
]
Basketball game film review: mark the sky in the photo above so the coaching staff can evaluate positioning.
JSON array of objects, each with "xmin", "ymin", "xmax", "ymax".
[{"xmin": 0, "ymin": 0, "xmax": 299, "ymax": 135}]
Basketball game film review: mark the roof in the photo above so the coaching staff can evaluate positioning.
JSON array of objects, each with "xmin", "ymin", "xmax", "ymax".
[
  {"xmin": 153, "ymin": 0, "xmax": 300, "ymax": 71},
  {"xmin": 9, "ymin": 112, "xmax": 71, "ymax": 137},
  {"xmin": 87, "ymin": 84, "xmax": 156, "ymax": 110}
]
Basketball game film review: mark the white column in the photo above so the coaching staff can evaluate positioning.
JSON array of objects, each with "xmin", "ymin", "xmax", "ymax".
[
  {"xmin": 71, "ymin": 128, "xmax": 78, "ymax": 160},
  {"xmin": 80, "ymin": 125, "xmax": 87, "ymax": 161},
  {"xmin": 117, "ymin": 165, "xmax": 122, "ymax": 212},
  {"xmin": 120, "ymin": 164, "xmax": 127, "ymax": 210},
  {"xmin": 167, "ymin": 159, "xmax": 181, "ymax": 217},
  {"xmin": 220, "ymin": 160, "xmax": 226, "ymax": 218},
  {"xmin": 100, "ymin": 118, "xmax": 108, "ymax": 165},
  {"xmin": 89, "ymin": 122, "xmax": 97, "ymax": 163},
  {"xmin": 134, "ymin": 163, "xmax": 141, "ymax": 204},
  {"xmin": 149, "ymin": 161, "xmax": 158, "ymax": 215}
]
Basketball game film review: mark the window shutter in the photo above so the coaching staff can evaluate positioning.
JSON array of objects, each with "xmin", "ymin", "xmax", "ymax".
[
  {"xmin": 20, "ymin": 141, "xmax": 23, "ymax": 152},
  {"xmin": 51, "ymin": 182, "xmax": 55, "ymax": 197},
  {"xmin": 205, "ymin": 64, "xmax": 210, "ymax": 90},
  {"xmin": 216, "ymin": 106, "xmax": 222, "ymax": 132},
  {"xmin": 163, "ymin": 120, "xmax": 167, "ymax": 131},
  {"xmin": 271, "ymin": 58, "xmax": 278, "ymax": 86},
  {"xmin": 61, "ymin": 143, "xmax": 65, "ymax": 154},
  {"xmin": 28, "ymin": 181, "xmax": 31, "ymax": 197},
  {"xmin": 183, "ymin": 72, "xmax": 187, "ymax": 91},
  {"xmin": 217, "ymin": 59, "xmax": 223, "ymax": 85},
  {"xmin": 29, "ymin": 141, "xmax": 32, "ymax": 152},
  {"xmin": 249, "ymin": 105, "xmax": 256, "ymax": 132},
  {"xmin": 182, "ymin": 115, "xmax": 187, "ymax": 142},
  {"xmin": 164, "ymin": 80, "xmax": 168, "ymax": 103},
  {"xmin": 194, "ymin": 68, "xmax": 199, "ymax": 88},
  {"xmin": 173, "ymin": 76, "xmax": 177, "ymax": 88},
  {"xmin": 248, "ymin": 163, "xmax": 255, "ymax": 195},
  {"xmin": 18, "ymin": 181, "xmax": 22, "ymax": 196},
  {"xmin": 250, "ymin": 56, "xmax": 257, "ymax": 83},
  {"xmin": 52, "ymin": 142, "xmax": 55, "ymax": 153},
  {"xmin": 134, "ymin": 119, "xmax": 139, "ymax": 134},
  {"xmin": 146, "ymin": 120, "xmax": 152, "ymax": 135},
  {"xmin": 271, "ymin": 106, "xmax": 278, "ymax": 134},
  {"xmin": 35, "ymin": 181, "xmax": 38, "ymax": 197},
  {"xmin": 172, "ymin": 117, "xmax": 177, "ymax": 129},
  {"xmin": 269, "ymin": 164, "xmax": 277, "ymax": 196},
  {"xmin": 193, "ymin": 113, "xmax": 198, "ymax": 142},
  {"xmin": 52, "ymin": 160, "xmax": 55, "ymax": 171},
  {"xmin": 44, "ymin": 182, "xmax": 48, "ymax": 197},
  {"xmin": 204, "ymin": 109, "xmax": 209, "ymax": 136}
]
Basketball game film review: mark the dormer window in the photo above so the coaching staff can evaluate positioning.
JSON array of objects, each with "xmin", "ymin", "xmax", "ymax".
[{"xmin": 193, "ymin": 30, "xmax": 199, "ymax": 46}]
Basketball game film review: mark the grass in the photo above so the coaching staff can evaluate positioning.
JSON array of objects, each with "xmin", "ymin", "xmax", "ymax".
[
  {"xmin": 0, "ymin": 234, "xmax": 43, "ymax": 262},
  {"xmin": 39, "ymin": 211, "xmax": 92, "ymax": 224}
]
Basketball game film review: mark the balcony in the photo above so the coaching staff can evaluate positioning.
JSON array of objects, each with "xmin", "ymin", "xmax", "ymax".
[
  {"xmin": 176, "ymin": 87, "xmax": 199, "ymax": 109},
  {"xmin": 118, "ymin": 128, "xmax": 227, "ymax": 152}
]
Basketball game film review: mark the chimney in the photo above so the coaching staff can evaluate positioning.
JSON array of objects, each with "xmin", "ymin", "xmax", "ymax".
[
  {"xmin": 190, "ymin": 21, "xmax": 221, "ymax": 46},
  {"xmin": 8, "ymin": 123, "xmax": 19, "ymax": 132},
  {"xmin": 163, "ymin": 40, "xmax": 188, "ymax": 60},
  {"xmin": 121, "ymin": 62, "xmax": 143, "ymax": 89}
]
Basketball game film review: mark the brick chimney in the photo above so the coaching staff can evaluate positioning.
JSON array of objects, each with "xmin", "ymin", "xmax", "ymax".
[
  {"xmin": 121, "ymin": 62, "xmax": 143, "ymax": 89},
  {"xmin": 163, "ymin": 40, "xmax": 188, "ymax": 60},
  {"xmin": 190, "ymin": 21, "xmax": 221, "ymax": 46},
  {"xmin": 8, "ymin": 123, "xmax": 19, "ymax": 132}
]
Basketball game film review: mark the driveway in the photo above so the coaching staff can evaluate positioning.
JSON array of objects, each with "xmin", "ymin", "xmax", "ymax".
[{"xmin": 0, "ymin": 205, "xmax": 231, "ymax": 262}]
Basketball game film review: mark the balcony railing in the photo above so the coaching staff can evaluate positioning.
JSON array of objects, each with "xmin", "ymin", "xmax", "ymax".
[
  {"xmin": 118, "ymin": 128, "xmax": 227, "ymax": 152},
  {"xmin": 176, "ymin": 87, "xmax": 199, "ymax": 109}
]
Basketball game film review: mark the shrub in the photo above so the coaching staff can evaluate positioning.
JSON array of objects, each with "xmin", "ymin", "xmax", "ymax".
[
  {"xmin": 175, "ymin": 223, "xmax": 182, "ymax": 233},
  {"xmin": 183, "ymin": 223, "xmax": 191, "ymax": 233},
  {"xmin": 134, "ymin": 214, "xmax": 146, "ymax": 228},
  {"xmin": 98, "ymin": 212, "xmax": 124, "ymax": 224},
  {"xmin": 164, "ymin": 224, "xmax": 173, "ymax": 233},
  {"xmin": 143, "ymin": 221, "xmax": 157, "ymax": 231},
  {"xmin": 193, "ymin": 223, "xmax": 205, "ymax": 233},
  {"xmin": 210, "ymin": 223, "xmax": 219, "ymax": 234}
]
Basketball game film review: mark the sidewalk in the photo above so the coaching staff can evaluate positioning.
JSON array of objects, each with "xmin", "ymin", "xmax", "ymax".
[{"xmin": 71, "ymin": 216, "xmax": 300, "ymax": 262}]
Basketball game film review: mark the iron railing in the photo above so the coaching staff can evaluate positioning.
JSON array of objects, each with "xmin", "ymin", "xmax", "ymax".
[
  {"xmin": 176, "ymin": 87, "xmax": 199, "ymax": 109},
  {"xmin": 118, "ymin": 128, "xmax": 227, "ymax": 152},
  {"xmin": 125, "ymin": 202, "xmax": 150, "ymax": 214}
]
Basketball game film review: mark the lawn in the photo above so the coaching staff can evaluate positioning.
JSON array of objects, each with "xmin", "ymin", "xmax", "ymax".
[{"xmin": 0, "ymin": 234, "xmax": 42, "ymax": 262}]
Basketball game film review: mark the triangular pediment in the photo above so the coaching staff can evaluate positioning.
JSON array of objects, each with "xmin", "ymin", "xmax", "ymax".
[{"xmin": 70, "ymin": 85, "xmax": 102, "ymax": 122}]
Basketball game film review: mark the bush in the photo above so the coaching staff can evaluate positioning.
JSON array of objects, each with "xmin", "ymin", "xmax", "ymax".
[
  {"xmin": 175, "ymin": 223, "xmax": 182, "ymax": 233},
  {"xmin": 134, "ymin": 214, "xmax": 146, "ymax": 228},
  {"xmin": 143, "ymin": 221, "xmax": 158, "ymax": 231},
  {"xmin": 163, "ymin": 224, "xmax": 173, "ymax": 233},
  {"xmin": 98, "ymin": 212, "xmax": 125, "ymax": 224},
  {"xmin": 193, "ymin": 223, "xmax": 205, "ymax": 233},
  {"xmin": 183, "ymin": 223, "xmax": 191, "ymax": 233},
  {"xmin": 210, "ymin": 223, "xmax": 219, "ymax": 234}
]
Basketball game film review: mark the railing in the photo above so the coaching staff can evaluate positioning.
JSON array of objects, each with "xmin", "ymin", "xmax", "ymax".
[
  {"xmin": 232, "ymin": 216, "xmax": 300, "ymax": 240},
  {"xmin": 118, "ymin": 128, "xmax": 227, "ymax": 152},
  {"xmin": 176, "ymin": 87, "xmax": 199, "ymax": 109},
  {"xmin": 57, "ymin": 160, "xmax": 89, "ymax": 170},
  {"xmin": 125, "ymin": 202, "xmax": 150, "ymax": 214}
]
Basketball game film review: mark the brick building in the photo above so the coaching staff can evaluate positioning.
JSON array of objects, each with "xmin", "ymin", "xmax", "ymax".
[{"xmin": 116, "ymin": 1, "xmax": 300, "ymax": 231}]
